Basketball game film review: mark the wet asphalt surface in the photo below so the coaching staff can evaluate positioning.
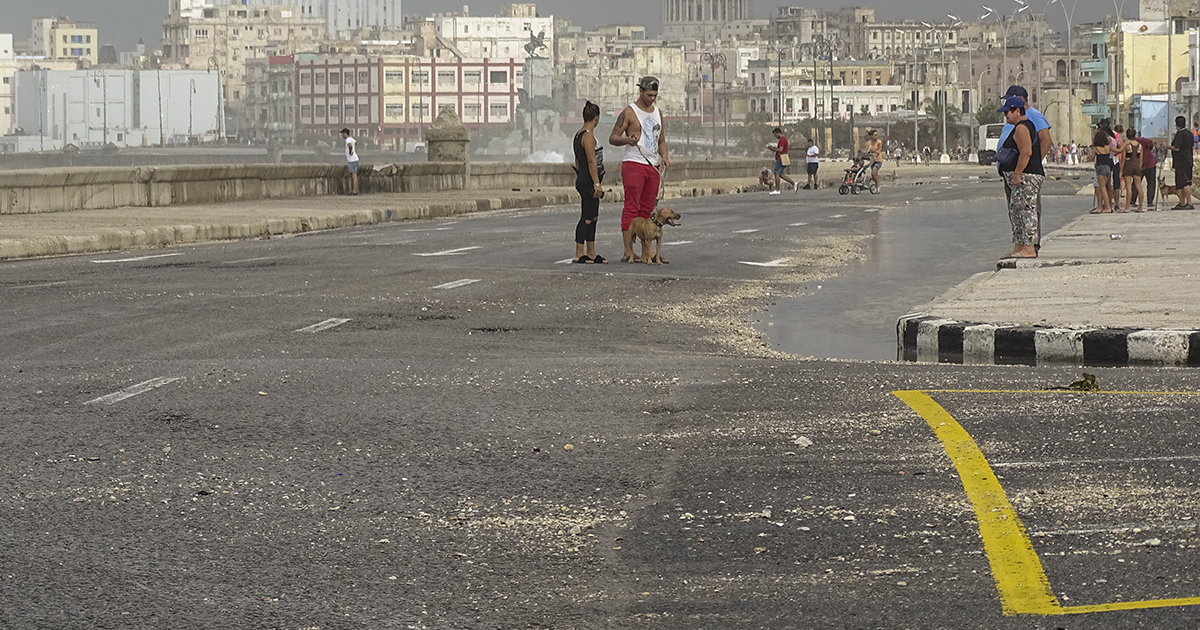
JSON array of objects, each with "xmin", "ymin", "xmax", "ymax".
[{"xmin": 2, "ymin": 171, "xmax": 1198, "ymax": 629}]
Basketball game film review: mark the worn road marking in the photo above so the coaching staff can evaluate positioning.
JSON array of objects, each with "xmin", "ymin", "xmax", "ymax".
[
  {"xmin": 894, "ymin": 389, "xmax": 1200, "ymax": 616},
  {"xmin": 85, "ymin": 377, "xmax": 182, "ymax": 405},
  {"xmin": 733, "ymin": 229, "xmax": 760, "ymax": 234},
  {"xmin": 403, "ymin": 227, "xmax": 454, "ymax": 232},
  {"xmin": 993, "ymin": 454, "xmax": 1200, "ymax": 468},
  {"xmin": 828, "ymin": 213, "xmax": 846, "ymax": 218},
  {"xmin": 413, "ymin": 246, "xmax": 481, "ymax": 257},
  {"xmin": 431, "ymin": 278, "xmax": 481, "ymax": 290},
  {"xmin": 670, "ymin": 240, "xmax": 695, "ymax": 245},
  {"xmin": 6, "ymin": 281, "xmax": 74, "ymax": 289},
  {"xmin": 737, "ymin": 258, "xmax": 788, "ymax": 267},
  {"xmin": 295, "ymin": 318, "xmax": 352, "ymax": 333},
  {"xmin": 92, "ymin": 253, "xmax": 183, "ymax": 264},
  {"xmin": 223, "ymin": 256, "xmax": 276, "ymax": 264},
  {"xmin": 553, "ymin": 258, "xmax": 574, "ymax": 264},
  {"xmin": 789, "ymin": 222, "xmax": 808, "ymax": 227}
]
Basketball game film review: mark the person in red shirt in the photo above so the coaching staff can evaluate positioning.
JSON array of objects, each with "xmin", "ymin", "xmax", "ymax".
[
  {"xmin": 1131, "ymin": 129, "xmax": 1158, "ymax": 208},
  {"xmin": 766, "ymin": 128, "xmax": 797, "ymax": 193}
]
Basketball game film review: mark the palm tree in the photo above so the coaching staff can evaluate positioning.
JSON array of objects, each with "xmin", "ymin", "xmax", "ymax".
[{"xmin": 918, "ymin": 98, "xmax": 965, "ymax": 153}]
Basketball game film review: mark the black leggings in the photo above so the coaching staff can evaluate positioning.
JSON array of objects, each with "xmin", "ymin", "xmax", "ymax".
[{"xmin": 575, "ymin": 190, "xmax": 599, "ymax": 244}]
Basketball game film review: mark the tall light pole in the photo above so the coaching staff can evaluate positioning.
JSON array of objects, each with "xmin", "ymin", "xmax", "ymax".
[
  {"xmin": 982, "ymin": 3, "xmax": 1030, "ymax": 90},
  {"xmin": 800, "ymin": 34, "xmax": 848, "ymax": 150},
  {"xmin": 1111, "ymin": 0, "xmax": 1128, "ymax": 127},
  {"xmin": 701, "ymin": 50, "xmax": 726, "ymax": 152},
  {"xmin": 923, "ymin": 22, "xmax": 950, "ymax": 159}
]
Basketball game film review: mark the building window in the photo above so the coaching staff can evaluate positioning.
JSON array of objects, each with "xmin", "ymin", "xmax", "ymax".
[
  {"xmin": 490, "ymin": 103, "xmax": 508, "ymax": 117},
  {"xmin": 464, "ymin": 103, "xmax": 481, "ymax": 117},
  {"xmin": 344, "ymin": 104, "xmax": 355, "ymax": 120},
  {"xmin": 412, "ymin": 102, "xmax": 430, "ymax": 118},
  {"xmin": 438, "ymin": 70, "xmax": 456, "ymax": 86},
  {"xmin": 385, "ymin": 104, "xmax": 403, "ymax": 117},
  {"xmin": 315, "ymin": 73, "xmax": 325, "ymax": 86},
  {"xmin": 411, "ymin": 70, "xmax": 429, "ymax": 85},
  {"xmin": 464, "ymin": 70, "xmax": 481, "ymax": 84},
  {"xmin": 489, "ymin": 70, "xmax": 507, "ymax": 83},
  {"xmin": 385, "ymin": 71, "xmax": 404, "ymax": 83},
  {"xmin": 315, "ymin": 105, "xmax": 326, "ymax": 118},
  {"xmin": 301, "ymin": 104, "xmax": 312, "ymax": 118},
  {"xmin": 358, "ymin": 71, "xmax": 369, "ymax": 85},
  {"xmin": 358, "ymin": 104, "xmax": 369, "ymax": 118},
  {"xmin": 301, "ymin": 73, "xmax": 311, "ymax": 86},
  {"xmin": 344, "ymin": 72, "xmax": 354, "ymax": 87},
  {"xmin": 329, "ymin": 72, "xmax": 340, "ymax": 85}
]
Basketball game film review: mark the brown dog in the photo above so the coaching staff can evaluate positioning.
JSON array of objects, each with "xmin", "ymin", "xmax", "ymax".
[
  {"xmin": 629, "ymin": 207, "xmax": 681, "ymax": 264},
  {"xmin": 1160, "ymin": 177, "xmax": 1178, "ymax": 201}
]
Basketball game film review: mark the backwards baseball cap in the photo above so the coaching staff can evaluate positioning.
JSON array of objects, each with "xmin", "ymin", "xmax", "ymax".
[
  {"xmin": 1003, "ymin": 85, "xmax": 1029, "ymax": 98},
  {"xmin": 997, "ymin": 96, "xmax": 1025, "ymax": 113},
  {"xmin": 340, "ymin": 128, "xmax": 351, "ymax": 135},
  {"xmin": 637, "ymin": 76, "xmax": 659, "ymax": 91}
]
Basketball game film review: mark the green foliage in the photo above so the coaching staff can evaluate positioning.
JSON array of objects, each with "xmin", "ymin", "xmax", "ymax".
[{"xmin": 975, "ymin": 101, "xmax": 1004, "ymax": 126}]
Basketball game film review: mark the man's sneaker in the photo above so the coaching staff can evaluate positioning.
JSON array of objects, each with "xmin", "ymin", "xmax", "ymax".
[
  {"xmin": 791, "ymin": 182, "xmax": 799, "ymax": 192},
  {"xmin": 768, "ymin": 190, "xmax": 781, "ymax": 195},
  {"xmin": 802, "ymin": 184, "xmax": 811, "ymax": 190}
]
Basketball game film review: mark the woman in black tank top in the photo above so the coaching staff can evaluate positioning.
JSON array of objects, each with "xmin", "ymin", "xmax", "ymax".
[
  {"xmin": 997, "ymin": 97, "xmax": 1045, "ymax": 259},
  {"xmin": 571, "ymin": 101, "xmax": 606, "ymax": 263}
]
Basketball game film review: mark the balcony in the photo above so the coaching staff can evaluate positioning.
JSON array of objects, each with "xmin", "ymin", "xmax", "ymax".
[{"xmin": 1081, "ymin": 102, "xmax": 1110, "ymax": 117}]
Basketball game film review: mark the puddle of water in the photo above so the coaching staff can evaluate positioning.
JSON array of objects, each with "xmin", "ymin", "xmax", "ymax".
[{"xmin": 758, "ymin": 193, "xmax": 1093, "ymax": 361}]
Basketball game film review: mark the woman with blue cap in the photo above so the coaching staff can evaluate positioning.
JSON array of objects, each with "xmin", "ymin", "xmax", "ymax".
[{"xmin": 995, "ymin": 95, "xmax": 1044, "ymax": 259}]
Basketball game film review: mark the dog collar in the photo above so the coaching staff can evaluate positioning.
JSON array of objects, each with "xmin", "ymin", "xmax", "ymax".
[{"xmin": 651, "ymin": 215, "xmax": 664, "ymax": 227}]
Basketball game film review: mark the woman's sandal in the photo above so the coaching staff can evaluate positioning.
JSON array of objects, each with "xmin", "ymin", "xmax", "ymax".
[
  {"xmin": 591, "ymin": 255, "xmax": 608, "ymax": 264},
  {"xmin": 573, "ymin": 256, "xmax": 594, "ymax": 264},
  {"xmin": 1089, "ymin": 208, "xmax": 1112, "ymax": 214}
]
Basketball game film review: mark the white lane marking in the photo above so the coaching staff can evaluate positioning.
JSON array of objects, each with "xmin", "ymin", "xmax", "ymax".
[
  {"xmin": 993, "ymin": 454, "xmax": 1200, "ymax": 468},
  {"xmin": 738, "ymin": 259, "xmax": 789, "ymax": 267},
  {"xmin": 403, "ymin": 227, "xmax": 454, "ymax": 232},
  {"xmin": 671, "ymin": 240, "xmax": 695, "ymax": 245},
  {"xmin": 294, "ymin": 318, "xmax": 352, "ymax": 333},
  {"xmin": 92, "ymin": 253, "xmax": 183, "ymax": 264},
  {"xmin": 554, "ymin": 258, "xmax": 574, "ymax": 264},
  {"xmin": 828, "ymin": 214, "xmax": 846, "ymax": 218},
  {"xmin": 6, "ymin": 281, "xmax": 74, "ymax": 289},
  {"xmin": 864, "ymin": 208, "xmax": 880, "ymax": 213},
  {"xmin": 789, "ymin": 222, "xmax": 808, "ymax": 227},
  {"xmin": 84, "ymin": 377, "xmax": 182, "ymax": 406},
  {"xmin": 733, "ymin": 229, "xmax": 760, "ymax": 234},
  {"xmin": 223, "ymin": 256, "xmax": 276, "ymax": 264},
  {"xmin": 1031, "ymin": 522, "xmax": 1198, "ymax": 537},
  {"xmin": 431, "ymin": 278, "xmax": 481, "ymax": 290},
  {"xmin": 413, "ymin": 246, "xmax": 481, "ymax": 257}
]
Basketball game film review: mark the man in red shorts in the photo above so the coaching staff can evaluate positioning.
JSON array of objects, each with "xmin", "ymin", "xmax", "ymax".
[{"xmin": 610, "ymin": 76, "xmax": 671, "ymax": 263}]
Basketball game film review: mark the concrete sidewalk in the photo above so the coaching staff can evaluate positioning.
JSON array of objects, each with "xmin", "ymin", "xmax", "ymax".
[{"xmin": 900, "ymin": 207, "xmax": 1200, "ymax": 366}]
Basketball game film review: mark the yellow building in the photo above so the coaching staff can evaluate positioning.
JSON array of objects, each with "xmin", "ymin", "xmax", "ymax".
[
  {"xmin": 29, "ymin": 17, "xmax": 99, "ymax": 64},
  {"xmin": 1107, "ymin": 20, "xmax": 1190, "ymax": 123}
]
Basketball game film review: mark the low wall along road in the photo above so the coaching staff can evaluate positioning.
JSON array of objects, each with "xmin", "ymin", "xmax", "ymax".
[{"xmin": 0, "ymin": 160, "xmax": 766, "ymax": 215}]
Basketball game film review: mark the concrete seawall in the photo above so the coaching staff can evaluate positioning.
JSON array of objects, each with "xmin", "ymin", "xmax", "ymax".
[{"xmin": 0, "ymin": 159, "xmax": 764, "ymax": 215}]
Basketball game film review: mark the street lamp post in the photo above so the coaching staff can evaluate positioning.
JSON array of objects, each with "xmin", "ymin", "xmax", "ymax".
[
  {"xmin": 189, "ymin": 79, "xmax": 196, "ymax": 140},
  {"xmin": 982, "ymin": 3, "xmax": 1030, "ymax": 90},
  {"xmin": 924, "ymin": 22, "xmax": 951, "ymax": 160},
  {"xmin": 701, "ymin": 51, "xmax": 726, "ymax": 153},
  {"xmin": 800, "ymin": 34, "xmax": 848, "ymax": 151}
]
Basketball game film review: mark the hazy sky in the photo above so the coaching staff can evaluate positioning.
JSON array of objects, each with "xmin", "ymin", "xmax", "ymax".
[{"xmin": 0, "ymin": 0, "xmax": 1100, "ymax": 52}]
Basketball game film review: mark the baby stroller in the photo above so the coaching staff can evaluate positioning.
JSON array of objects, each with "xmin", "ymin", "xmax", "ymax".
[{"xmin": 838, "ymin": 153, "xmax": 878, "ymax": 195}]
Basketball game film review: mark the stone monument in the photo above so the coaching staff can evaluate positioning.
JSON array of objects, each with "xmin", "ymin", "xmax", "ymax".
[{"xmin": 426, "ymin": 105, "xmax": 470, "ymax": 163}]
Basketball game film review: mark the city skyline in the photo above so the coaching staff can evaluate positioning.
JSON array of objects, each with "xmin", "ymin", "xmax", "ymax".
[{"xmin": 0, "ymin": 0, "xmax": 1098, "ymax": 53}]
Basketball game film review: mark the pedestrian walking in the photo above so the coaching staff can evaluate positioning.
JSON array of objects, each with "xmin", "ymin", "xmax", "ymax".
[
  {"xmin": 996, "ymin": 96, "xmax": 1044, "ymax": 259},
  {"xmin": 1170, "ymin": 115, "xmax": 1194, "ymax": 209},
  {"xmin": 1070, "ymin": 141, "xmax": 1078, "ymax": 165},
  {"xmin": 610, "ymin": 76, "xmax": 670, "ymax": 263},
  {"xmin": 766, "ymin": 128, "xmax": 797, "ymax": 194},
  {"xmin": 571, "ymin": 101, "xmax": 607, "ymax": 264},
  {"xmin": 340, "ymin": 128, "xmax": 359, "ymax": 195},
  {"xmin": 1119, "ymin": 131, "xmax": 1144, "ymax": 212},
  {"xmin": 1132, "ymin": 130, "xmax": 1157, "ymax": 208},
  {"xmin": 804, "ymin": 137, "xmax": 819, "ymax": 189},
  {"xmin": 867, "ymin": 130, "xmax": 883, "ymax": 191},
  {"xmin": 1090, "ymin": 119, "xmax": 1116, "ymax": 214}
]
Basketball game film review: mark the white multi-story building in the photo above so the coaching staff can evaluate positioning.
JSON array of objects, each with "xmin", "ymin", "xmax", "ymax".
[
  {"xmin": 433, "ymin": 4, "xmax": 555, "ymax": 64},
  {"xmin": 0, "ymin": 35, "xmax": 16, "ymax": 134},
  {"xmin": 161, "ymin": 0, "xmax": 326, "ymax": 112},
  {"xmin": 10, "ymin": 69, "xmax": 224, "ymax": 150},
  {"xmin": 216, "ymin": 0, "xmax": 403, "ymax": 38}
]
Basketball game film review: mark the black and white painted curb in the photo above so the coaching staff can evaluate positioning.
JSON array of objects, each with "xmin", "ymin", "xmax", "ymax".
[{"xmin": 898, "ymin": 314, "xmax": 1200, "ymax": 366}]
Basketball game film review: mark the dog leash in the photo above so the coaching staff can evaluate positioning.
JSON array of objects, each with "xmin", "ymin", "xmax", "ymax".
[{"xmin": 634, "ymin": 142, "xmax": 667, "ymax": 202}]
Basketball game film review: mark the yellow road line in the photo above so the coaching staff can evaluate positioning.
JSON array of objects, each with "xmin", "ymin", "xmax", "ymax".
[
  {"xmin": 893, "ymin": 390, "xmax": 1062, "ymax": 615},
  {"xmin": 894, "ymin": 389, "xmax": 1200, "ymax": 616}
]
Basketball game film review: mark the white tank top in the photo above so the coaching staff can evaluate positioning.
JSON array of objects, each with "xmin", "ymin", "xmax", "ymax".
[{"xmin": 623, "ymin": 102, "xmax": 662, "ymax": 167}]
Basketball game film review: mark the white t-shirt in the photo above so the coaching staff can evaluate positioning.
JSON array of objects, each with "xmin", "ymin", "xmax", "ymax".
[
  {"xmin": 806, "ymin": 145, "xmax": 819, "ymax": 163},
  {"xmin": 345, "ymin": 136, "xmax": 359, "ymax": 163}
]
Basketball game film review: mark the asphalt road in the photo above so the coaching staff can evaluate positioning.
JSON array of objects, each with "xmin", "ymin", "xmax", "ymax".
[{"xmin": 2, "ymin": 176, "xmax": 1198, "ymax": 629}]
